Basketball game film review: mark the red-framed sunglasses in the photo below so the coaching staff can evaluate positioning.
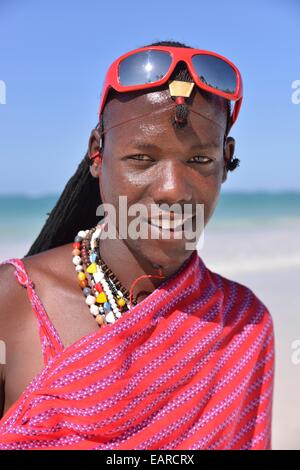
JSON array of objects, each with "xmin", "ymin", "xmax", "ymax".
[{"xmin": 98, "ymin": 45, "xmax": 243, "ymax": 130}]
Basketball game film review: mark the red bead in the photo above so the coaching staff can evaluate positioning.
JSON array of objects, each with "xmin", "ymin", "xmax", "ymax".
[
  {"xmin": 95, "ymin": 282, "xmax": 103, "ymax": 292},
  {"xmin": 73, "ymin": 242, "xmax": 81, "ymax": 249},
  {"xmin": 175, "ymin": 96, "xmax": 185, "ymax": 105}
]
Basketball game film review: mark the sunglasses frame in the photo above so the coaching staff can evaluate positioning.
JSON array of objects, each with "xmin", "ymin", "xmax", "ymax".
[{"xmin": 98, "ymin": 46, "xmax": 243, "ymax": 129}]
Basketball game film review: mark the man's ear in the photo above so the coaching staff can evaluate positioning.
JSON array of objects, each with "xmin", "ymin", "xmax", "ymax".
[
  {"xmin": 222, "ymin": 136, "xmax": 235, "ymax": 183},
  {"xmin": 88, "ymin": 127, "xmax": 102, "ymax": 178}
]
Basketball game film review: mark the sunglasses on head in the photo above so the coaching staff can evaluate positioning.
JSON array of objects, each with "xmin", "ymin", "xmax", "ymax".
[{"xmin": 98, "ymin": 45, "xmax": 243, "ymax": 131}]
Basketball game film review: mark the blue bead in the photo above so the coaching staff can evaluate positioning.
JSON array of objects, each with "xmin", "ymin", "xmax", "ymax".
[
  {"xmin": 83, "ymin": 287, "xmax": 92, "ymax": 297},
  {"xmin": 103, "ymin": 302, "xmax": 111, "ymax": 311},
  {"xmin": 90, "ymin": 253, "xmax": 97, "ymax": 263}
]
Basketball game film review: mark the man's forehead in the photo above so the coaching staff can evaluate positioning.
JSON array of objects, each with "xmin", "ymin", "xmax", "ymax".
[
  {"xmin": 126, "ymin": 135, "xmax": 221, "ymax": 151},
  {"xmin": 104, "ymin": 113, "xmax": 223, "ymax": 152},
  {"xmin": 104, "ymin": 86, "xmax": 224, "ymax": 123},
  {"xmin": 102, "ymin": 87, "xmax": 226, "ymax": 148}
]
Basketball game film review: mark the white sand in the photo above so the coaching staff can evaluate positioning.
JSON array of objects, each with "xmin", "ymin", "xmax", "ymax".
[{"xmin": 0, "ymin": 242, "xmax": 31, "ymax": 261}]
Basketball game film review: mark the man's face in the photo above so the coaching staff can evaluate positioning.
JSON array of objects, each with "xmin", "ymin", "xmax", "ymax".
[{"xmin": 90, "ymin": 87, "xmax": 234, "ymax": 268}]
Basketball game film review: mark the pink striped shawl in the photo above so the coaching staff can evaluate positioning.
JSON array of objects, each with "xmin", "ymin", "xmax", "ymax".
[{"xmin": 0, "ymin": 250, "xmax": 275, "ymax": 450}]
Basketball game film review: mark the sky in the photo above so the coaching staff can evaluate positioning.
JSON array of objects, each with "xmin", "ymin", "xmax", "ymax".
[{"xmin": 0, "ymin": 0, "xmax": 299, "ymax": 195}]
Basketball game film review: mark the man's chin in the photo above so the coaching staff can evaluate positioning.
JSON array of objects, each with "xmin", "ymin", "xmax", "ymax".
[{"xmin": 130, "ymin": 237, "xmax": 195, "ymax": 272}]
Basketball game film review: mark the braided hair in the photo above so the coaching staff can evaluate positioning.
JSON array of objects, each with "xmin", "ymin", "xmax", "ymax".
[{"xmin": 25, "ymin": 39, "xmax": 239, "ymax": 257}]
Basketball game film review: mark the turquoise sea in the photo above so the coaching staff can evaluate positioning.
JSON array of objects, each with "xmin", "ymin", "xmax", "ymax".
[
  {"xmin": 1, "ymin": 190, "xmax": 297, "ymax": 270},
  {"xmin": 210, "ymin": 191, "xmax": 300, "ymax": 229},
  {"xmin": 0, "ymin": 191, "xmax": 299, "ymax": 238}
]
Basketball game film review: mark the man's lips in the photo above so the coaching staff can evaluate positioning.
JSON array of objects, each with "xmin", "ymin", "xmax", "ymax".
[{"xmin": 143, "ymin": 214, "xmax": 195, "ymax": 232}]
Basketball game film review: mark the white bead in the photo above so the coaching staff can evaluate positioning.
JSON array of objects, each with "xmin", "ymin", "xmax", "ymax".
[
  {"xmin": 77, "ymin": 230, "xmax": 87, "ymax": 238},
  {"xmin": 107, "ymin": 293, "xmax": 114, "ymax": 300},
  {"xmin": 105, "ymin": 311, "xmax": 115, "ymax": 324},
  {"xmin": 90, "ymin": 304, "xmax": 99, "ymax": 316},
  {"xmin": 85, "ymin": 295, "xmax": 96, "ymax": 306},
  {"xmin": 72, "ymin": 255, "xmax": 81, "ymax": 266},
  {"xmin": 115, "ymin": 310, "xmax": 122, "ymax": 318},
  {"xmin": 91, "ymin": 228, "xmax": 101, "ymax": 247},
  {"xmin": 93, "ymin": 271, "xmax": 104, "ymax": 283},
  {"xmin": 75, "ymin": 264, "xmax": 84, "ymax": 272},
  {"xmin": 117, "ymin": 290, "xmax": 124, "ymax": 297},
  {"xmin": 113, "ymin": 306, "xmax": 120, "ymax": 313}
]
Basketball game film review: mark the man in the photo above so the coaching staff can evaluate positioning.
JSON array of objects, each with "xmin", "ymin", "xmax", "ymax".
[{"xmin": 0, "ymin": 41, "xmax": 274, "ymax": 450}]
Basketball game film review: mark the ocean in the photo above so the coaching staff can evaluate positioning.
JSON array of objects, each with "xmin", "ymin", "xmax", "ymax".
[{"xmin": 0, "ymin": 191, "xmax": 299, "ymax": 269}]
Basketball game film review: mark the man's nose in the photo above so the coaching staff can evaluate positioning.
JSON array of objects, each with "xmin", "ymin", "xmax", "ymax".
[{"xmin": 152, "ymin": 160, "xmax": 193, "ymax": 206}]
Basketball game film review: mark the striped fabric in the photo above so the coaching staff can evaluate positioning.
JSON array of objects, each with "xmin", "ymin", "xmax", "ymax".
[{"xmin": 0, "ymin": 250, "xmax": 274, "ymax": 450}]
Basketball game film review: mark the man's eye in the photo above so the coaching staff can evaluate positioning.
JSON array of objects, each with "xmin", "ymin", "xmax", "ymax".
[
  {"xmin": 129, "ymin": 155, "xmax": 153, "ymax": 161},
  {"xmin": 188, "ymin": 156, "xmax": 212, "ymax": 164}
]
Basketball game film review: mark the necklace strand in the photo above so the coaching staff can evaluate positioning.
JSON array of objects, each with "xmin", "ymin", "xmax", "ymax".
[{"xmin": 72, "ymin": 224, "xmax": 137, "ymax": 327}]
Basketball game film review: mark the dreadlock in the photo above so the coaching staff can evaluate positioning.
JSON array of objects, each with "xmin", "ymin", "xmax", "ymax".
[{"xmin": 25, "ymin": 39, "xmax": 239, "ymax": 257}]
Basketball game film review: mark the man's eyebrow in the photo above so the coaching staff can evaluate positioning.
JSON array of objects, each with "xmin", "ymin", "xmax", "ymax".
[{"xmin": 127, "ymin": 139, "xmax": 219, "ymax": 151}]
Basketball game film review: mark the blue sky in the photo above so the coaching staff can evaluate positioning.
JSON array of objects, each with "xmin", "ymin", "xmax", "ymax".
[{"xmin": 0, "ymin": 0, "xmax": 299, "ymax": 195}]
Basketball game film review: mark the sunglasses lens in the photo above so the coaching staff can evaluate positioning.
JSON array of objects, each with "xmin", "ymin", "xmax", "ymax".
[
  {"xmin": 119, "ymin": 50, "xmax": 172, "ymax": 86},
  {"xmin": 192, "ymin": 54, "xmax": 237, "ymax": 95}
]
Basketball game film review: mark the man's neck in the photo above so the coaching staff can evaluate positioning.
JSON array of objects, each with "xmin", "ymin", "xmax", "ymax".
[{"xmin": 98, "ymin": 236, "xmax": 188, "ymax": 304}]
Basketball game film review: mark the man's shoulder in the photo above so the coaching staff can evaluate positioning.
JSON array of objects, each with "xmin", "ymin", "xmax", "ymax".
[
  {"xmin": 16, "ymin": 243, "xmax": 74, "ymax": 293},
  {"xmin": 0, "ymin": 241, "xmax": 75, "ymax": 314},
  {"xmin": 20, "ymin": 242, "xmax": 73, "ymax": 277},
  {"xmin": 204, "ymin": 264, "xmax": 273, "ymax": 330}
]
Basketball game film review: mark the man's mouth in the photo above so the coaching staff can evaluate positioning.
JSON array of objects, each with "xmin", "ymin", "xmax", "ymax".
[{"xmin": 147, "ymin": 214, "xmax": 195, "ymax": 232}]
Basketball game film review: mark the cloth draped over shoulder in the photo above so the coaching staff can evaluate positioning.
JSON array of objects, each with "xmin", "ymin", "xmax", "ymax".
[{"xmin": 0, "ymin": 250, "xmax": 275, "ymax": 450}]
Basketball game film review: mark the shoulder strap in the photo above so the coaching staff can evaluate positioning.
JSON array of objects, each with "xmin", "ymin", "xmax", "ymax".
[{"xmin": 0, "ymin": 258, "xmax": 64, "ymax": 365}]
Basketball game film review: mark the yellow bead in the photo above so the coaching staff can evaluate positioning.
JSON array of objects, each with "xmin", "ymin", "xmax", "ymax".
[
  {"xmin": 96, "ymin": 292, "xmax": 107, "ymax": 304},
  {"xmin": 77, "ymin": 272, "xmax": 86, "ymax": 281},
  {"xmin": 117, "ymin": 297, "xmax": 126, "ymax": 307},
  {"xmin": 86, "ymin": 263, "xmax": 97, "ymax": 274}
]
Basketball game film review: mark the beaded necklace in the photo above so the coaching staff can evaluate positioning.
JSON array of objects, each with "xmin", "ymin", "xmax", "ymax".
[{"xmin": 72, "ymin": 223, "xmax": 138, "ymax": 327}]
